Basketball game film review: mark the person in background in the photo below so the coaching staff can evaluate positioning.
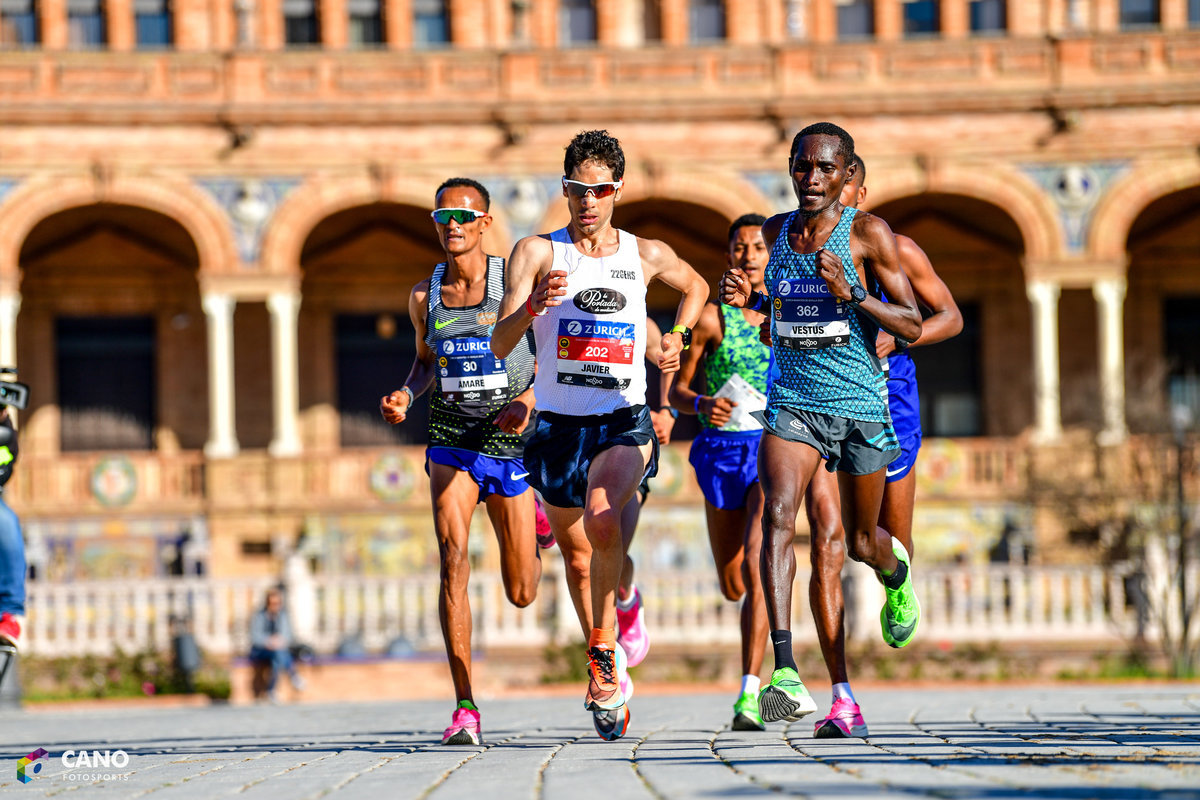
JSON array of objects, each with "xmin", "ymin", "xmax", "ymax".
[{"xmin": 249, "ymin": 586, "xmax": 305, "ymax": 703}]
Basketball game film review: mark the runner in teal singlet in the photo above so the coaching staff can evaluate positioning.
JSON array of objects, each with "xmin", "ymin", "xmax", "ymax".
[
  {"xmin": 720, "ymin": 123, "xmax": 923, "ymax": 725},
  {"xmin": 670, "ymin": 214, "xmax": 773, "ymax": 731}
]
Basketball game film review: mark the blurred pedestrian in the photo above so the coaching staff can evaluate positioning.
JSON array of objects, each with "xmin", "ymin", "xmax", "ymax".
[{"xmin": 249, "ymin": 587, "xmax": 304, "ymax": 702}]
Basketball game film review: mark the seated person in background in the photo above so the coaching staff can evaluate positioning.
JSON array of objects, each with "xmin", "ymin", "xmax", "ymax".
[{"xmin": 249, "ymin": 587, "xmax": 305, "ymax": 702}]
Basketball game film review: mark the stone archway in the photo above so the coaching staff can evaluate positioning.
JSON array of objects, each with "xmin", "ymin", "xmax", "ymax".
[
  {"xmin": 16, "ymin": 203, "xmax": 206, "ymax": 455},
  {"xmin": 297, "ymin": 202, "xmax": 455, "ymax": 451},
  {"xmin": 871, "ymin": 192, "xmax": 1029, "ymax": 437},
  {"xmin": 1122, "ymin": 184, "xmax": 1200, "ymax": 433}
]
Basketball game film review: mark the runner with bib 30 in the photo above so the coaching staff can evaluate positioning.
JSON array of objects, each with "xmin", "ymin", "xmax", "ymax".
[{"xmin": 381, "ymin": 177, "xmax": 543, "ymax": 747}]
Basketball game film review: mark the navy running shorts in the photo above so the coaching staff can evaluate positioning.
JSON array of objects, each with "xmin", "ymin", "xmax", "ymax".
[
  {"xmin": 756, "ymin": 405, "xmax": 900, "ymax": 476},
  {"xmin": 426, "ymin": 447, "xmax": 531, "ymax": 503},
  {"xmin": 688, "ymin": 428, "xmax": 762, "ymax": 510},
  {"xmin": 883, "ymin": 431, "xmax": 922, "ymax": 483},
  {"xmin": 523, "ymin": 405, "xmax": 659, "ymax": 509}
]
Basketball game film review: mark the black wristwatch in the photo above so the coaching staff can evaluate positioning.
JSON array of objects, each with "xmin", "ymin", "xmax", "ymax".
[
  {"xmin": 893, "ymin": 337, "xmax": 910, "ymax": 353},
  {"xmin": 671, "ymin": 324, "xmax": 692, "ymax": 350},
  {"xmin": 848, "ymin": 285, "xmax": 867, "ymax": 306},
  {"xmin": 665, "ymin": 407, "xmax": 679, "ymax": 419}
]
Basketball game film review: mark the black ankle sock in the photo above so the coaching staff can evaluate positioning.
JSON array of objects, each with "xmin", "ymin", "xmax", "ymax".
[
  {"xmin": 882, "ymin": 559, "xmax": 908, "ymax": 590},
  {"xmin": 770, "ymin": 630, "xmax": 798, "ymax": 673}
]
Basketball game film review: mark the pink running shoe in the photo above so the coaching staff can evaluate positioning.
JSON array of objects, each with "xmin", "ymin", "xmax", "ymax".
[
  {"xmin": 442, "ymin": 705, "xmax": 482, "ymax": 745},
  {"xmin": 615, "ymin": 587, "xmax": 649, "ymax": 667},
  {"xmin": 534, "ymin": 498, "xmax": 555, "ymax": 549},
  {"xmin": 813, "ymin": 698, "xmax": 868, "ymax": 739}
]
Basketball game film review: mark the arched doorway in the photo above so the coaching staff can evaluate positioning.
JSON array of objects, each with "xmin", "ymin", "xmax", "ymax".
[
  {"xmin": 614, "ymin": 198, "xmax": 732, "ymax": 441},
  {"xmin": 299, "ymin": 202, "xmax": 444, "ymax": 449},
  {"xmin": 1124, "ymin": 185, "xmax": 1200, "ymax": 433},
  {"xmin": 17, "ymin": 203, "xmax": 203, "ymax": 453},
  {"xmin": 869, "ymin": 193, "xmax": 1027, "ymax": 437}
]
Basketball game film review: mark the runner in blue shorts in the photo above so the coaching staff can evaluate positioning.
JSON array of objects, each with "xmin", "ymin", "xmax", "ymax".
[
  {"xmin": 380, "ymin": 177, "xmax": 542, "ymax": 747},
  {"xmin": 671, "ymin": 213, "xmax": 773, "ymax": 731},
  {"xmin": 721, "ymin": 123, "xmax": 925, "ymax": 727},
  {"xmin": 805, "ymin": 153, "xmax": 962, "ymax": 739}
]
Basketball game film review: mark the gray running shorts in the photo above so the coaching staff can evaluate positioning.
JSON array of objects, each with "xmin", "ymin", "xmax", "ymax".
[{"xmin": 753, "ymin": 406, "xmax": 900, "ymax": 476}]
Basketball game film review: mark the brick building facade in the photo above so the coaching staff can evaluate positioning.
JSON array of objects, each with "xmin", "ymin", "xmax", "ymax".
[{"xmin": 0, "ymin": 0, "xmax": 1197, "ymax": 578}]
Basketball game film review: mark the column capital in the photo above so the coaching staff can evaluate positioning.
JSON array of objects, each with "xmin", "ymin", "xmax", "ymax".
[
  {"xmin": 266, "ymin": 290, "xmax": 301, "ymax": 317},
  {"xmin": 1092, "ymin": 276, "xmax": 1127, "ymax": 304},
  {"xmin": 201, "ymin": 291, "xmax": 236, "ymax": 317},
  {"xmin": 1025, "ymin": 278, "xmax": 1061, "ymax": 305}
]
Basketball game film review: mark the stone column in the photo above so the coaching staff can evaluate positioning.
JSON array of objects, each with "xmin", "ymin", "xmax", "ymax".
[
  {"xmin": 1027, "ymin": 279, "xmax": 1062, "ymax": 444},
  {"xmin": 1094, "ymin": 277, "xmax": 1128, "ymax": 445},
  {"xmin": 267, "ymin": 291, "xmax": 302, "ymax": 457},
  {"xmin": 202, "ymin": 292, "xmax": 239, "ymax": 458},
  {"xmin": 0, "ymin": 292, "xmax": 19, "ymax": 369},
  {"xmin": 940, "ymin": 0, "xmax": 968, "ymax": 37},
  {"xmin": 874, "ymin": 0, "xmax": 903, "ymax": 40}
]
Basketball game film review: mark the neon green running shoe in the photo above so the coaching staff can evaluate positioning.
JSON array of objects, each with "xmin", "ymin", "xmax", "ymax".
[
  {"xmin": 757, "ymin": 668, "xmax": 817, "ymax": 723},
  {"xmin": 880, "ymin": 536, "xmax": 920, "ymax": 648},
  {"xmin": 732, "ymin": 689, "xmax": 765, "ymax": 731}
]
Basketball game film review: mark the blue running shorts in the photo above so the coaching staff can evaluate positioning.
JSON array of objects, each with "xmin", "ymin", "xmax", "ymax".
[
  {"xmin": 883, "ymin": 431, "xmax": 923, "ymax": 483},
  {"xmin": 426, "ymin": 447, "xmax": 531, "ymax": 503},
  {"xmin": 688, "ymin": 428, "xmax": 762, "ymax": 510}
]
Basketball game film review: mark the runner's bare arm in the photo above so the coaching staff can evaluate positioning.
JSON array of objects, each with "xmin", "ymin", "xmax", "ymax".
[
  {"xmin": 642, "ymin": 317, "xmax": 675, "ymax": 443},
  {"xmin": 668, "ymin": 302, "xmax": 734, "ymax": 424},
  {"xmin": 640, "ymin": 239, "xmax": 707, "ymax": 375},
  {"xmin": 491, "ymin": 236, "xmax": 564, "ymax": 359},
  {"xmin": 876, "ymin": 234, "xmax": 962, "ymax": 358},
  {"xmin": 381, "ymin": 280, "xmax": 435, "ymax": 424},
  {"xmin": 817, "ymin": 213, "xmax": 921, "ymax": 342},
  {"xmin": 493, "ymin": 384, "xmax": 536, "ymax": 435}
]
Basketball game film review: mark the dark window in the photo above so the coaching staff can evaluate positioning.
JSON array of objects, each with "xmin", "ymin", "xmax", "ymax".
[
  {"xmin": 1119, "ymin": 0, "xmax": 1160, "ymax": 28},
  {"xmin": 283, "ymin": 0, "xmax": 319, "ymax": 46},
  {"xmin": 347, "ymin": 0, "xmax": 383, "ymax": 46},
  {"xmin": 67, "ymin": 0, "xmax": 106, "ymax": 48},
  {"xmin": 559, "ymin": 0, "xmax": 596, "ymax": 45},
  {"xmin": 969, "ymin": 0, "xmax": 1005, "ymax": 33},
  {"xmin": 1190, "ymin": 0, "xmax": 1199, "ymax": 26},
  {"xmin": 910, "ymin": 302, "xmax": 982, "ymax": 437},
  {"xmin": 413, "ymin": 0, "xmax": 448, "ymax": 47},
  {"xmin": 336, "ymin": 314, "xmax": 427, "ymax": 447},
  {"xmin": 58, "ymin": 317, "xmax": 156, "ymax": 451},
  {"xmin": 134, "ymin": 0, "xmax": 172, "ymax": 47},
  {"xmin": 836, "ymin": 0, "xmax": 874, "ymax": 39},
  {"xmin": 643, "ymin": 0, "xmax": 661, "ymax": 41},
  {"xmin": 689, "ymin": 0, "xmax": 725, "ymax": 41},
  {"xmin": 0, "ymin": 0, "xmax": 38, "ymax": 47},
  {"xmin": 902, "ymin": 0, "xmax": 939, "ymax": 36},
  {"xmin": 1165, "ymin": 297, "xmax": 1200, "ymax": 427}
]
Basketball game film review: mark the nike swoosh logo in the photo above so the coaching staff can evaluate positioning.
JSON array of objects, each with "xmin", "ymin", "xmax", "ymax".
[
  {"xmin": 434, "ymin": 317, "xmax": 460, "ymax": 330},
  {"xmin": 886, "ymin": 465, "xmax": 905, "ymax": 477},
  {"xmin": 888, "ymin": 620, "xmax": 917, "ymax": 641},
  {"xmin": 510, "ymin": 471, "xmax": 530, "ymax": 480}
]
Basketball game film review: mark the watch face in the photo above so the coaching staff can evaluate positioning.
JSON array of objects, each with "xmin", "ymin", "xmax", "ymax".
[{"xmin": 851, "ymin": 286, "xmax": 867, "ymax": 303}]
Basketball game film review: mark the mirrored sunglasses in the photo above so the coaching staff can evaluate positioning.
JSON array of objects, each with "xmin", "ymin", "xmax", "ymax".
[
  {"xmin": 562, "ymin": 178, "xmax": 623, "ymax": 199},
  {"xmin": 431, "ymin": 208, "xmax": 487, "ymax": 225}
]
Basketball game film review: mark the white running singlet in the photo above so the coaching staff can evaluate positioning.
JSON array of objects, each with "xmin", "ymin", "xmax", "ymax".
[{"xmin": 532, "ymin": 227, "xmax": 648, "ymax": 416}]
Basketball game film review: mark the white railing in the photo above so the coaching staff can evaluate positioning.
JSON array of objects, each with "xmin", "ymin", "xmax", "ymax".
[{"xmin": 21, "ymin": 561, "xmax": 1158, "ymax": 658}]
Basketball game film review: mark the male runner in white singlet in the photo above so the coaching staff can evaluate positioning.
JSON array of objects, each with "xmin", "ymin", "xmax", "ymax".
[{"xmin": 491, "ymin": 130, "xmax": 707, "ymax": 740}]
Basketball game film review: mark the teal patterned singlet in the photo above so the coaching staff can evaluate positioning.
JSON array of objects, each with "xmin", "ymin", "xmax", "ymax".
[
  {"xmin": 766, "ymin": 206, "xmax": 890, "ymax": 424},
  {"xmin": 701, "ymin": 304, "xmax": 771, "ymax": 429}
]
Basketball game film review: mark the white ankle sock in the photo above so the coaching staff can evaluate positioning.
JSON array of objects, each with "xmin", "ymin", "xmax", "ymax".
[
  {"xmin": 616, "ymin": 586, "xmax": 638, "ymax": 611},
  {"xmin": 832, "ymin": 682, "xmax": 855, "ymax": 703},
  {"xmin": 740, "ymin": 674, "xmax": 761, "ymax": 695}
]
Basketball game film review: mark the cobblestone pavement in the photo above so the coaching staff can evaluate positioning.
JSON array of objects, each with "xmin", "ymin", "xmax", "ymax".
[{"xmin": 1, "ymin": 686, "xmax": 1198, "ymax": 799}]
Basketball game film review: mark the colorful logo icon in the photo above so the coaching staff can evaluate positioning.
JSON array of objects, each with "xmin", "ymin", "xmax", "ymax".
[{"xmin": 17, "ymin": 748, "xmax": 48, "ymax": 783}]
